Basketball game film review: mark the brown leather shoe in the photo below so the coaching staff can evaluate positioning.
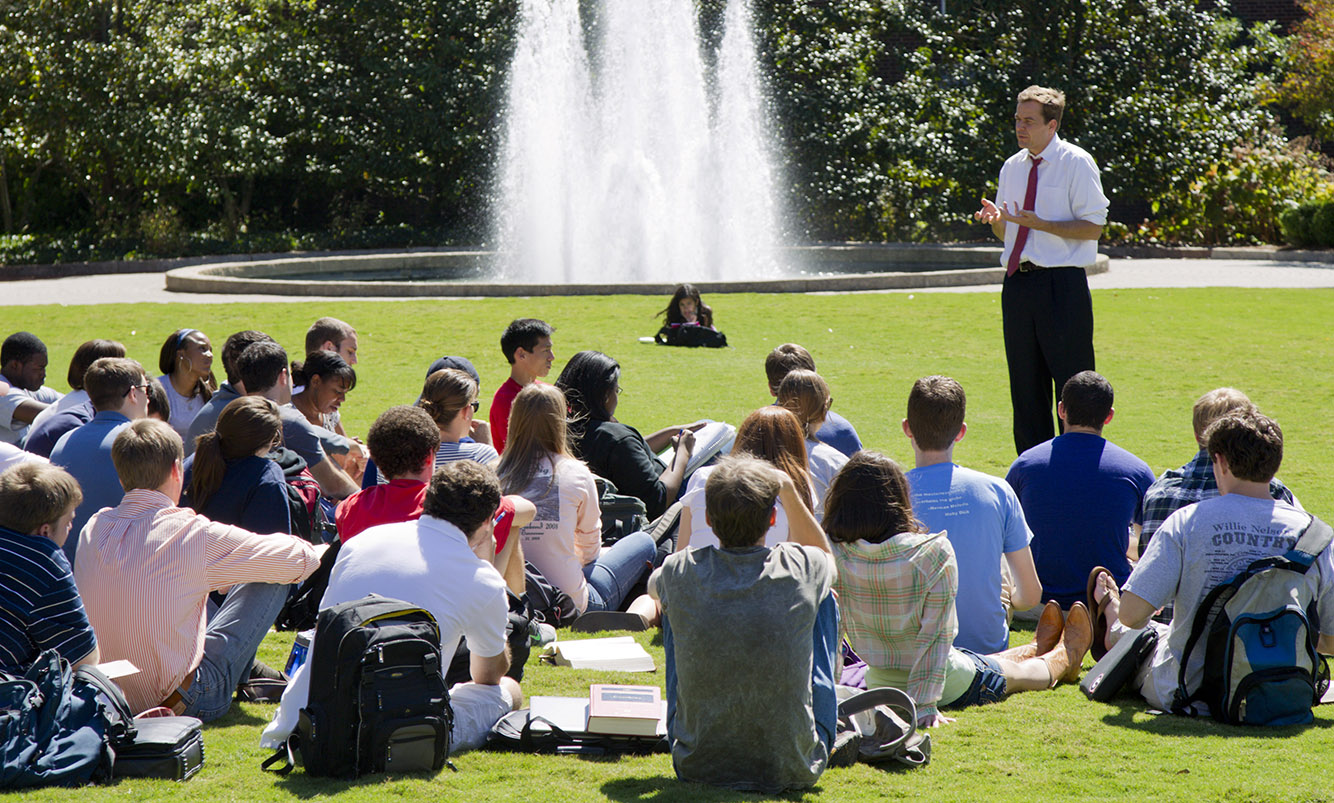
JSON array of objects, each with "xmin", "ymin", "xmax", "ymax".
[
  {"xmin": 1058, "ymin": 602, "xmax": 1094, "ymax": 684},
  {"xmin": 1034, "ymin": 600, "xmax": 1064, "ymax": 654}
]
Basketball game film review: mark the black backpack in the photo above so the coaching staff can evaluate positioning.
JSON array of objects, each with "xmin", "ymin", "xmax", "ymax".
[
  {"xmin": 273, "ymin": 538, "xmax": 342, "ymax": 632},
  {"xmin": 275, "ymin": 595, "xmax": 455, "ymax": 777},
  {"xmin": 654, "ymin": 324, "xmax": 728, "ymax": 348}
]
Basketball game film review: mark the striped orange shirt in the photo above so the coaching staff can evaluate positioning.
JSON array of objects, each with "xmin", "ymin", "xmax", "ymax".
[{"xmin": 73, "ymin": 489, "xmax": 320, "ymax": 713}]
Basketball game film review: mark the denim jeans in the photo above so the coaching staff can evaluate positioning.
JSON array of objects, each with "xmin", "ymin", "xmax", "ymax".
[
  {"xmin": 176, "ymin": 581, "xmax": 289, "ymax": 722},
  {"xmin": 583, "ymin": 531, "xmax": 656, "ymax": 612}
]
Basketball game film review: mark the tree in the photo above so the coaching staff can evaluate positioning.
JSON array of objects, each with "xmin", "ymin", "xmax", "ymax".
[{"xmin": 1282, "ymin": 0, "xmax": 1334, "ymax": 142}]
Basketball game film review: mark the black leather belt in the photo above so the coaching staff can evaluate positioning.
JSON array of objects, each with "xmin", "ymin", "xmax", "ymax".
[{"xmin": 1018, "ymin": 261, "xmax": 1079, "ymax": 272}]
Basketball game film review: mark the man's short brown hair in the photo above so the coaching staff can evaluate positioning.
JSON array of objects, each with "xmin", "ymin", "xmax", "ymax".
[
  {"xmin": 368, "ymin": 405, "xmax": 441, "ymax": 480},
  {"xmin": 111, "ymin": 418, "xmax": 183, "ymax": 492},
  {"xmin": 1192, "ymin": 388, "xmax": 1255, "ymax": 443},
  {"xmin": 1205, "ymin": 411, "xmax": 1283, "ymax": 483},
  {"xmin": 305, "ymin": 317, "xmax": 355, "ymax": 354},
  {"xmin": 0, "ymin": 463, "xmax": 82, "ymax": 535},
  {"xmin": 907, "ymin": 376, "xmax": 966, "ymax": 452},
  {"xmin": 705, "ymin": 455, "xmax": 781, "ymax": 549},
  {"xmin": 422, "ymin": 461, "xmax": 501, "ymax": 536},
  {"xmin": 1017, "ymin": 85, "xmax": 1066, "ymax": 125},
  {"xmin": 764, "ymin": 343, "xmax": 816, "ymax": 394},
  {"xmin": 84, "ymin": 357, "xmax": 147, "ymax": 411}
]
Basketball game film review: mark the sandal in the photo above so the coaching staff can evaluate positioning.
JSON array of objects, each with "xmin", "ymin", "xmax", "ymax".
[{"xmin": 1086, "ymin": 566, "xmax": 1115, "ymax": 660}]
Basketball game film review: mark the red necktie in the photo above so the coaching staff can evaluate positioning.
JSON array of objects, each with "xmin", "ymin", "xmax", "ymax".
[{"xmin": 1005, "ymin": 156, "xmax": 1043, "ymax": 276}]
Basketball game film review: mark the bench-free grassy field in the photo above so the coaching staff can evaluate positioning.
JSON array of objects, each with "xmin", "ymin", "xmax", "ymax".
[{"xmin": 5, "ymin": 286, "xmax": 1334, "ymax": 801}]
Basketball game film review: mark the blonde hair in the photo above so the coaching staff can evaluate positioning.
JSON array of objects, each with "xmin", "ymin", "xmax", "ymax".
[
  {"xmin": 497, "ymin": 384, "xmax": 574, "ymax": 495},
  {"xmin": 777, "ymin": 369, "xmax": 832, "ymax": 439},
  {"xmin": 0, "ymin": 463, "xmax": 83, "ymax": 535},
  {"xmin": 112, "ymin": 419, "xmax": 183, "ymax": 492},
  {"xmin": 1192, "ymin": 387, "xmax": 1254, "ymax": 443}
]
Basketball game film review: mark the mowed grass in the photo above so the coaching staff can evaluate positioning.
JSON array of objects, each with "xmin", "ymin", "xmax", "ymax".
[{"xmin": 5, "ymin": 286, "xmax": 1334, "ymax": 801}]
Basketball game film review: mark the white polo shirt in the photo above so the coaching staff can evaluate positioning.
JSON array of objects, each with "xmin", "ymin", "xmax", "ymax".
[{"xmin": 995, "ymin": 132, "xmax": 1109, "ymax": 269}]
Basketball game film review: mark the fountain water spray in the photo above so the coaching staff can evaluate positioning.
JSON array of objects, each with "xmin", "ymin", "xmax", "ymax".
[{"xmin": 499, "ymin": 0, "xmax": 781, "ymax": 283}]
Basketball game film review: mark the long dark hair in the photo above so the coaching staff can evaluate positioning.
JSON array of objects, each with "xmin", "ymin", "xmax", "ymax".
[
  {"xmin": 188, "ymin": 397, "xmax": 281, "ymax": 511},
  {"xmin": 658, "ymin": 284, "xmax": 713, "ymax": 328},
  {"xmin": 555, "ymin": 350, "xmax": 619, "ymax": 441},
  {"xmin": 823, "ymin": 451, "xmax": 926, "ymax": 545}
]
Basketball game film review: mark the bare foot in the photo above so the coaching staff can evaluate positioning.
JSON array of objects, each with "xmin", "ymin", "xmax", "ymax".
[{"xmin": 1092, "ymin": 571, "xmax": 1120, "ymax": 653}]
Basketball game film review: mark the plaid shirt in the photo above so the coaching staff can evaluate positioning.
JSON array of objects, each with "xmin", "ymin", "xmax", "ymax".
[
  {"xmin": 832, "ymin": 531, "xmax": 958, "ymax": 717},
  {"xmin": 1140, "ymin": 450, "xmax": 1296, "ymax": 549}
]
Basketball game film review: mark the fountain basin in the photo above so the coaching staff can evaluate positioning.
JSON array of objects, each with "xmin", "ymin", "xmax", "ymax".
[{"xmin": 163, "ymin": 244, "xmax": 1109, "ymax": 297}]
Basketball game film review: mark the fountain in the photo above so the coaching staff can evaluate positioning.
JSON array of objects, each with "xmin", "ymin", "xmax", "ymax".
[
  {"xmin": 498, "ymin": 0, "xmax": 781, "ymax": 283},
  {"xmin": 162, "ymin": 1, "xmax": 1106, "ymax": 297}
]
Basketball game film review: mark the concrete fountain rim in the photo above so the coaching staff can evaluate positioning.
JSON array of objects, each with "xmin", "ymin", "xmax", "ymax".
[{"xmin": 163, "ymin": 243, "xmax": 1109, "ymax": 298}]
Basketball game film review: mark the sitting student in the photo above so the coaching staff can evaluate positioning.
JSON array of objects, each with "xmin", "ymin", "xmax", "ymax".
[
  {"xmin": 305, "ymin": 316, "xmax": 358, "ymax": 366},
  {"xmin": 655, "ymin": 284, "xmax": 726, "ymax": 347},
  {"xmin": 145, "ymin": 377, "xmax": 172, "ymax": 423},
  {"xmin": 498, "ymin": 384, "xmax": 655, "ymax": 615},
  {"xmin": 184, "ymin": 329, "xmax": 272, "ymax": 454},
  {"xmin": 182, "ymin": 396, "xmax": 292, "ymax": 536},
  {"xmin": 902, "ymin": 376, "xmax": 1042, "ymax": 655},
  {"xmin": 73, "ymin": 419, "xmax": 320, "ymax": 720},
  {"xmin": 679, "ymin": 406, "xmax": 814, "ymax": 551},
  {"xmin": 418, "ymin": 368, "xmax": 500, "ymax": 466},
  {"xmin": 1095, "ymin": 410, "xmax": 1334, "ymax": 715},
  {"xmin": 290, "ymin": 351, "xmax": 365, "ymax": 473},
  {"xmin": 337, "ymin": 406, "xmax": 533, "ymax": 587},
  {"xmin": 0, "ymin": 332, "xmax": 63, "ymax": 446},
  {"xmin": 336, "ymin": 405, "xmax": 442, "ymax": 543},
  {"xmin": 649, "ymin": 455, "xmax": 838, "ymax": 793},
  {"xmin": 557, "ymin": 350, "xmax": 698, "ymax": 519},
  {"xmin": 1140, "ymin": 387, "xmax": 1296, "ymax": 553},
  {"xmin": 0, "ymin": 463, "xmax": 99, "ymax": 673},
  {"xmin": 489, "ymin": 318, "xmax": 554, "ymax": 454},
  {"xmin": 266, "ymin": 461, "xmax": 523, "ymax": 756},
  {"xmin": 826, "ymin": 451, "xmax": 1092, "ymax": 728},
  {"xmin": 156, "ymin": 328, "xmax": 216, "ymax": 440},
  {"xmin": 1006, "ymin": 371, "xmax": 1155, "ymax": 610},
  {"xmin": 49, "ymin": 357, "xmax": 152, "ymax": 564},
  {"xmin": 764, "ymin": 343, "xmax": 861, "ymax": 457},
  {"xmin": 25, "ymin": 339, "xmax": 127, "ymax": 457},
  {"xmin": 776, "ymin": 369, "xmax": 848, "ymax": 517},
  {"xmin": 280, "ymin": 350, "xmax": 361, "ymax": 500}
]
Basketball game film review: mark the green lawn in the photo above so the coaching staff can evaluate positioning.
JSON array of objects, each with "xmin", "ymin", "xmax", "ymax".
[{"xmin": 5, "ymin": 286, "xmax": 1334, "ymax": 800}]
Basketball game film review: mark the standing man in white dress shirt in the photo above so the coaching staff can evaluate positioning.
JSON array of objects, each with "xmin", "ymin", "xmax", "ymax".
[{"xmin": 975, "ymin": 86, "xmax": 1109, "ymax": 456}]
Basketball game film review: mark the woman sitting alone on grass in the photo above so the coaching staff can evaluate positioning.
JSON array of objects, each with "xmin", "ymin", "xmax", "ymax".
[
  {"xmin": 416, "ymin": 368, "xmax": 500, "ymax": 468},
  {"xmin": 556, "ymin": 350, "xmax": 699, "ymax": 519},
  {"xmin": 659, "ymin": 283, "xmax": 715, "ymax": 329},
  {"xmin": 290, "ymin": 351, "xmax": 366, "ymax": 484},
  {"xmin": 182, "ymin": 396, "xmax": 291, "ymax": 536},
  {"xmin": 777, "ymin": 369, "xmax": 848, "ymax": 517},
  {"xmin": 156, "ymin": 328, "xmax": 216, "ymax": 440},
  {"xmin": 497, "ymin": 383, "xmax": 656, "ymax": 615},
  {"xmin": 677, "ymin": 406, "xmax": 815, "ymax": 552},
  {"xmin": 823, "ymin": 451, "xmax": 1093, "ymax": 728}
]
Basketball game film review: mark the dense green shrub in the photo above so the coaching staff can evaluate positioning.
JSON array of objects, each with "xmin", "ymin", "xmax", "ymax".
[
  {"xmin": 1312, "ymin": 202, "xmax": 1334, "ymax": 247},
  {"xmin": 1279, "ymin": 203, "xmax": 1319, "ymax": 247}
]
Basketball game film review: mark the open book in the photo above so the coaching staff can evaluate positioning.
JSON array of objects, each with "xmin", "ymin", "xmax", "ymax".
[
  {"xmin": 656, "ymin": 420, "xmax": 735, "ymax": 477},
  {"xmin": 540, "ymin": 636, "xmax": 655, "ymax": 672}
]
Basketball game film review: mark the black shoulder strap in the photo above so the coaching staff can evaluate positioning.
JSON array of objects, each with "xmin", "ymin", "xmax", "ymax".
[{"xmin": 1172, "ymin": 577, "xmax": 1236, "ymax": 713}]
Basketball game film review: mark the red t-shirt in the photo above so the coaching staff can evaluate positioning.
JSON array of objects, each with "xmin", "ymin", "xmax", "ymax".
[
  {"xmin": 491, "ymin": 495, "xmax": 516, "ymax": 554},
  {"xmin": 335, "ymin": 479, "xmax": 426, "ymax": 543},
  {"xmin": 489, "ymin": 377, "xmax": 548, "ymax": 454}
]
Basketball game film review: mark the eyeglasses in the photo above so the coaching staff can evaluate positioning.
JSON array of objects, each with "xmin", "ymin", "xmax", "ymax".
[
  {"xmin": 123, "ymin": 382, "xmax": 149, "ymax": 398},
  {"xmin": 469, "ymin": 400, "xmax": 480, "ymax": 412}
]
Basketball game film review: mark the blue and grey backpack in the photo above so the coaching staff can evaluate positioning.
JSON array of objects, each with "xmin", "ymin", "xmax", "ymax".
[{"xmin": 1172, "ymin": 515, "xmax": 1333, "ymax": 726}]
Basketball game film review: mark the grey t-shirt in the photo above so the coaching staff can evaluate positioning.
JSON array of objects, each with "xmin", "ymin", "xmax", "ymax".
[
  {"xmin": 1125, "ymin": 494, "xmax": 1334, "ymax": 710},
  {"xmin": 279, "ymin": 404, "xmax": 327, "ymax": 469},
  {"xmin": 653, "ymin": 542, "xmax": 834, "ymax": 793}
]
